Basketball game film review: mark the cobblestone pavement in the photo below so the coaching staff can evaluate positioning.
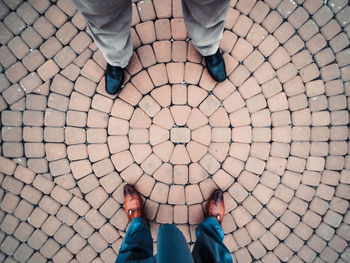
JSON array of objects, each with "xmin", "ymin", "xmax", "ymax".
[{"xmin": 0, "ymin": 0, "xmax": 350, "ymax": 262}]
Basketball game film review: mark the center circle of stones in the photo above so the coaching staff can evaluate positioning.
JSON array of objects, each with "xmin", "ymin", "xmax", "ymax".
[{"xmin": 104, "ymin": 38, "xmax": 276, "ymax": 226}]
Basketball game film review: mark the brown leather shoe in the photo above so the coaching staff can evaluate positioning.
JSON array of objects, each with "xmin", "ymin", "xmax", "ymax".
[
  {"xmin": 206, "ymin": 189, "xmax": 225, "ymax": 225},
  {"xmin": 124, "ymin": 184, "xmax": 144, "ymax": 222}
]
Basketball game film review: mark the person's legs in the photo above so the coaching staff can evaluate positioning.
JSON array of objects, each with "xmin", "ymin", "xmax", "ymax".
[
  {"xmin": 115, "ymin": 184, "xmax": 154, "ymax": 262},
  {"xmin": 72, "ymin": 0, "xmax": 132, "ymax": 94},
  {"xmin": 72, "ymin": 0, "xmax": 133, "ymax": 68},
  {"xmin": 157, "ymin": 224, "xmax": 194, "ymax": 263},
  {"xmin": 192, "ymin": 217, "xmax": 233, "ymax": 263},
  {"xmin": 182, "ymin": 0, "xmax": 231, "ymax": 56},
  {"xmin": 191, "ymin": 189, "xmax": 233, "ymax": 263},
  {"xmin": 115, "ymin": 218, "xmax": 154, "ymax": 263}
]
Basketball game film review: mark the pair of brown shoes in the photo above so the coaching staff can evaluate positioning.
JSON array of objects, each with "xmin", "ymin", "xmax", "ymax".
[{"xmin": 124, "ymin": 184, "xmax": 225, "ymax": 224}]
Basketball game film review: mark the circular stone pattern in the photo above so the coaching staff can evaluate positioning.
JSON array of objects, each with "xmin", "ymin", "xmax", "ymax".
[{"xmin": 0, "ymin": 0, "xmax": 350, "ymax": 262}]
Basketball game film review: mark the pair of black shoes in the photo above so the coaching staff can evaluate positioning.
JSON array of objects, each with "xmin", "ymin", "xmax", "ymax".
[{"xmin": 105, "ymin": 49, "xmax": 226, "ymax": 95}]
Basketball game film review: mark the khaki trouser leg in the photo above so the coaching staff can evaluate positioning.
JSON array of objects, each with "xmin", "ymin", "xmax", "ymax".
[
  {"xmin": 72, "ymin": 0, "xmax": 133, "ymax": 68},
  {"xmin": 73, "ymin": 0, "xmax": 230, "ymax": 66},
  {"xmin": 182, "ymin": 0, "xmax": 231, "ymax": 56}
]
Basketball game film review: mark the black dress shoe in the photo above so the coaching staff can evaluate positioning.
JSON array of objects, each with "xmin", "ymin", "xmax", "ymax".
[
  {"xmin": 105, "ymin": 63, "xmax": 124, "ymax": 95},
  {"xmin": 204, "ymin": 49, "xmax": 227, "ymax": 82}
]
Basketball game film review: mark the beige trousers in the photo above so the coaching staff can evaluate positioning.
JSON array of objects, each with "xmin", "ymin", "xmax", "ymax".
[{"xmin": 72, "ymin": 0, "xmax": 231, "ymax": 68}]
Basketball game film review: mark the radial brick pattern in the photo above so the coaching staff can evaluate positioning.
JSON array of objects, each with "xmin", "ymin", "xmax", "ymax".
[{"xmin": 0, "ymin": 0, "xmax": 350, "ymax": 262}]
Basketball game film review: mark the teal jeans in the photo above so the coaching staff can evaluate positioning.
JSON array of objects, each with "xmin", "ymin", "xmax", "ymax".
[{"xmin": 115, "ymin": 217, "xmax": 233, "ymax": 263}]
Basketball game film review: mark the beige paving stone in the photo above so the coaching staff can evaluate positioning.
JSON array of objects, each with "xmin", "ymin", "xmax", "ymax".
[
  {"xmin": 170, "ymin": 105, "xmax": 191, "ymax": 126},
  {"xmin": 152, "ymin": 108, "xmax": 174, "ymax": 130},
  {"xmin": 153, "ymin": 140, "xmax": 174, "ymax": 162},
  {"xmin": 153, "ymin": 163, "xmax": 172, "ymax": 184},
  {"xmin": 170, "ymin": 127, "xmax": 190, "ymax": 143},
  {"xmin": 149, "ymin": 124, "xmax": 169, "ymax": 146},
  {"xmin": 192, "ymin": 125, "xmax": 211, "ymax": 146},
  {"xmin": 186, "ymin": 108, "xmax": 208, "ymax": 130},
  {"xmin": 170, "ymin": 145, "xmax": 190, "ymax": 164}
]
